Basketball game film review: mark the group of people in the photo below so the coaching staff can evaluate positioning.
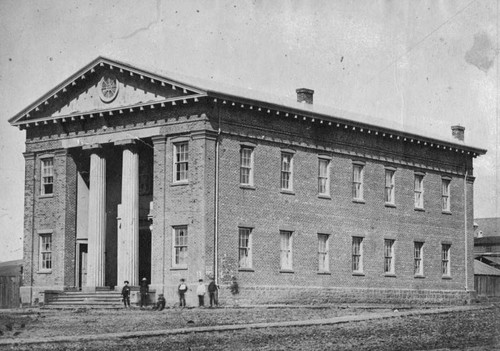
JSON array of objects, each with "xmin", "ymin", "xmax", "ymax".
[{"xmin": 120, "ymin": 277, "xmax": 219, "ymax": 310}]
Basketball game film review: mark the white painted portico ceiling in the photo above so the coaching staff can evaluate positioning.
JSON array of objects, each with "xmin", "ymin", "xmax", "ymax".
[{"xmin": 9, "ymin": 57, "xmax": 486, "ymax": 155}]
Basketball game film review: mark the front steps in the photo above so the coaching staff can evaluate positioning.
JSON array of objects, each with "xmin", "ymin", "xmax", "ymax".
[{"xmin": 43, "ymin": 290, "xmax": 124, "ymax": 309}]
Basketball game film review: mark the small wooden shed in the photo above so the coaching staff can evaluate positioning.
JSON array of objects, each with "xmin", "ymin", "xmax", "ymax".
[{"xmin": 474, "ymin": 259, "xmax": 500, "ymax": 297}]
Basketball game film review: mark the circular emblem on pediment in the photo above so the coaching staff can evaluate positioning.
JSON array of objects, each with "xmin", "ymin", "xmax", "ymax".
[{"xmin": 98, "ymin": 75, "xmax": 119, "ymax": 103}]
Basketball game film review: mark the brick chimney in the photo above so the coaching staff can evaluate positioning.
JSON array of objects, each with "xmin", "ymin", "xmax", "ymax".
[
  {"xmin": 451, "ymin": 125, "xmax": 465, "ymax": 142},
  {"xmin": 296, "ymin": 88, "xmax": 314, "ymax": 104}
]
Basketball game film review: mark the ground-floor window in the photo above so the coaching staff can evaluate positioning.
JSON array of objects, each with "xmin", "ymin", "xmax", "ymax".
[
  {"xmin": 414, "ymin": 242, "xmax": 424, "ymax": 276},
  {"xmin": 352, "ymin": 237, "xmax": 363, "ymax": 273},
  {"xmin": 441, "ymin": 244, "xmax": 451, "ymax": 276},
  {"xmin": 318, "ymin": 234, "xmax": 329, "ymax": 272},
  {"xmin": 238, "ymin": 227, "xmax": 252, "ymax": 269},
  {"xmin": 280, "ymin": 231, "xmax": 293, "ymax": 270},
  {"xmin": 173, "ymin": 226, "xmax": 188, "ymax": 268},
  {"xmin": 39, "ymin": 233, "xmax": 52, "ymax": 271}
]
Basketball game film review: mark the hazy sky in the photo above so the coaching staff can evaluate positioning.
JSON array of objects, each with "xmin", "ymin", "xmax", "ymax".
[{"xmin": 0, "ymin": 0, "xmax": 498, "ymax": 262}]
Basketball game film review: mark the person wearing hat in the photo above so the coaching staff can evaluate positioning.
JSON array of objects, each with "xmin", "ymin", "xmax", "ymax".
[
  {"xmin": 121, "ymin": 280, "xmax": 131, "ymax": 309},
  {"xmin": 139, "ymin": 277, "xmax": 149, "ymax": 309},
  {"xmin": 153, "ymin": 293, "xmax": 166, "ymax": 311}
]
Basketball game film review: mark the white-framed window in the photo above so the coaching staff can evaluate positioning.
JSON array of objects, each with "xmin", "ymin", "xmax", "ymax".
[
  {"xmin": 41, "ymin": 157, "xmax": 54, "ymax": 195},
  {"xmin": 238, "ymin": 227, "xmax": 252, "ymax": 269},
  {"xmin": 384, "ymin": 239, "xmax": 395, "ymax": 274},
  {"xmin": 352, "ymin": 163, "xmax": 364, "ymax": 200},
  {"xmin": 414, "ymin": 174, "xmax": 424, "ymax": 209},
  {"xmin": 318, "ymin": 157, "xmax": 330, "ymax": 196},
  {"xmin": 441, "ymin": 244, "xmax": 451, "ymax": 276},
  {"xmin": 173, "ymin": 142, "xmax": 188, "ymax": 182},
  {"xmin": 280, "ymin": 230, "xmax": 293, "ymax": 270},
  {"xmin": 240, "ymin": 147, "xmax": 254, "ymax": 185},
  {"xmin": 352, "ymin": 237, "xmax": 363, "ymax": 273},
  {"xmin": 414, "ymin": 242, "xmax": 424, "ymax": 276},
  {"xmin": 173, "ymin": 226, "xmax": 188, "ymax": 268},
  {"xmin": 384, "ymin": 168, "xmax": 395, "ymax": 204},
  {"xmin": 318, "ymin": 234, "xmax": 330, "ymax": 272},
  {"xmin": 39, "ymin": 233, "xmax": 52, "ymax": 271},
  {"xmin": 442, "ymin": 178, "xmax": 451, "ymax": 212},
  {"xmin": 281, "ymin": 152, "xmax": 293, "ymax": 191}
]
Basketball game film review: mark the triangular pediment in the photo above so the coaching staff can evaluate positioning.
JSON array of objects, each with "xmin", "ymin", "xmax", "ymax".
[{"xmin": 9, "ymin": 57, "xmax": 207, "ymax": 126}]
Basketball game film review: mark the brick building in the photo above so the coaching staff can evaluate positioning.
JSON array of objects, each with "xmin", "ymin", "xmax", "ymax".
[{"xmin": 9, "ymin": 57, "xmax": 486, "ymax": 306}]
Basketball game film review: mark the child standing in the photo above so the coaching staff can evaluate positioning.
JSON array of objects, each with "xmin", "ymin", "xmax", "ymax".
[
  {"xmin": 121, "ymin": 280, "xmax": 131, "ymax": 309},
  {"xmin": 208, "ymin": 278, "xmax": 218, "ymax": 308},
  {"xmin": 196, "ymin": 279, "xmax": 206, "ymax": 307},
  {"xmin": 178, "ymin": 278, "xmax": 188, "ymax": 308}
]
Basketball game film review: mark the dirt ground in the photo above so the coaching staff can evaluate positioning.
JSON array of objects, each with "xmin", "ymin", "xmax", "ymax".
[{"xmin": 0, "ymin": 303, "xmax": 499, "ymax": 350}]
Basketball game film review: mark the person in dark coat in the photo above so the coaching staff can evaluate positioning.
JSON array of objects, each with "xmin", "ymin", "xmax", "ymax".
[
  {"xmin": 208, "ymin": 278, "xmax": 218, "ymax": 308},
  {"xmin": 178, "ymin": 278, "xmax": 188, "ymax": 308},
  {"xmin": 121, "ymin": 280, "xmax": 131, "ymax": 309},
  {"xmin": 153, "ymin": 293, "xmax": 166, "ymax": 311},
  {"xmin": 140, "ymin": 277, "xmax": 149, "ymax": 309}
]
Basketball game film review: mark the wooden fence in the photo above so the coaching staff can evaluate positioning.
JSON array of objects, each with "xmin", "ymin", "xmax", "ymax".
[
  {"xmin": 0, "ymin": 276, "xmax": 21, "ymax": 308},
  {"xmin": 475, "ymin": 275, "xmax": 500, "ymax": 297}
]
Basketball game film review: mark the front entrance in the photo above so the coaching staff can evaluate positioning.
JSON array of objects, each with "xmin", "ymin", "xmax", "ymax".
[
  {"xmin": 77, "ymin": 242, "xmax": 88, "ymax": 289},
  {"xmin": 139, "ymin": 229, "xmax": 151, "ymax": 283}
]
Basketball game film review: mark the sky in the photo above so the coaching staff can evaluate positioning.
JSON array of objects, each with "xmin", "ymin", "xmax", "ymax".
[{"xmin": 0, "ymin": 0, "xmax": 498, "ymax": 262}]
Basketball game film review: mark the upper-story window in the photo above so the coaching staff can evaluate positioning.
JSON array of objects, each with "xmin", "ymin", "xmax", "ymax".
[
  {"xmin": 384, "ymin": 168, "xmax": 395, "ymax": 205},
  {"xmin": 318, "ymin": 157, "xmax": 330, "ymax": 196},
  {"xmin": 41, "ymin": 157, "xmax": 54, "ymax": 195},
  {"xmin": 352, "ymin": 163, "xmax": 364, "ymax": 201},
  {"xmin": 240, "ymin": 147, "xmax": 254, "ymax": 186},
  {"xmin": 414, "ymin": 173, "xmax": 424, "ymax": 209},
  {"xmin": 281, "ymin": 152, "xmax": 293, "ymax": 191},
  {"xmin": 174, "ymin": 142, "xmax": 188, "ymax": 182},
  {"xmin": 442, "ymin": 178, "xmax": 451, "ymax": 212}
]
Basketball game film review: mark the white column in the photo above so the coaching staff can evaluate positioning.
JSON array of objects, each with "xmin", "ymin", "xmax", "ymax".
[
  {"xmin": 116, "ymin": 141, "xmax": 139, "ymax": 286},
  {"xmin": 85, "ymin": 146, "xmax": 106, "ymax": 289}
]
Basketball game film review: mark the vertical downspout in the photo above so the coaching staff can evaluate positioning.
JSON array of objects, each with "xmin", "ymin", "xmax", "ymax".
[
  {"xmin": 30, "ymin": 166, "xmax": 36, "ymax": 305},
  {"xmin": 464, "ymin": 169, "xmax": 468, "ymax": 291},
  {"xmin": 214, "ymin": 103, "xmax": 220, "ymax": 285}
]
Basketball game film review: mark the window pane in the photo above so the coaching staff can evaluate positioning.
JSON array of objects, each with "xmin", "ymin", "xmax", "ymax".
[
  {"xmin": 318, "ymin": 159, "xmax": 329, "ymax": 194},
  {"xmin": 240, "ymin": 148, "xmax": 253, "ymax": 185},
  {"xmin": 174, "ymin": 143, "xmax": 188, "ymax": 181},
  {"xmin": 281, "ymin": 153, "xmax": 292, "ymax": 190},
  {"xmin": 280, "ymin": 231, "xmax": 292, "ymax": 270}
]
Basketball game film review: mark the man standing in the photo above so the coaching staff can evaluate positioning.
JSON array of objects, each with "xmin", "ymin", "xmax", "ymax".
[
  {"xmin": 121, "ymin": 280, "xmax": 131, "ymax": 309},
  {"xmin": 140, "ymin": 277, "xmax": 149, "ymax": 309},
  {"xmin": 196, "ymin": 279, "xmax": 206, "ymax": 307},
  {"xmin": 178, "ymin": 278, "xmax": 188, "ymax": 308},
  {"xmin": 208, "ymin": 278, "xmax": 218, "ymax": 308}
]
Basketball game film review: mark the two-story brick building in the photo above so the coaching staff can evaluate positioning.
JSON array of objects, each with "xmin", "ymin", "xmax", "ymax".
[{"xmin": 9, "ymin": 57, "xmax": 486, "ymax": 306}]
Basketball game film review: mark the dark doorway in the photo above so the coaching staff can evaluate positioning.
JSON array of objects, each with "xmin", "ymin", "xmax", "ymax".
[
  {"xmin": 139, "ymin": 229, "xmax": 151, "ymax": 283},
  {"xmin": 78, "ymin": 243, "xmax": 88, "ymax": 289}
]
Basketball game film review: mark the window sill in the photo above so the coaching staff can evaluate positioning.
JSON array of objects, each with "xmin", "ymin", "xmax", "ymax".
[
  {"xmin": 280, "ymin": 190, "xmax": 295, "ymax": 195},
  {"xmin": 317, "ymin": 271, "xmax": 331, "ymax": 275},
  {"xmin": 414, "ymin": 207, "xmax": 425, "ymax": 212},
  {"xmin": 170, "ymin": 267, "xmax": 188, "ymax": 271},
  {"xmin": 384, "ymin": 273, "xmax": 397, "ymax": 278},
  {"xmin": 442, "ymin": 275, "xmax": 452, "ymax": 280},
  {"xmin": 39, "ymin": 194, "xmax": 54, "ymax": 199},
  {"xmin": 318, "ymin": 194, "xmax": 331, "ymax": 200},
  {"xmin": 171, "ymin": 181, "xmax": 189, "ymax": 187},
  {"xmin": 384, "ymin": 203, "xmax": 396, "ymax": 208},
  {"xmin": 37, "ymin": 270, "xmax": 52, "ymax": 274},
  {"xmin": 414, "ymin": 275, "xmax": 426, "ymax": 279},
  {"xmin": 240, "ymin": 185, "xmax": 256, "ymax": 190},
  {"xmin": 352, "ymin": 272, "xmax": 365, "ymax": 276},
  {"xmin": 442, "ymin": 211, "xmax": 452, "ymax": 215},
  {"xmin": 238, "ymin": 268, "xmax": 254, "ymax": 272},
  {"xmin": 352, "ymin": 199, "xmax": 365, "ymax": 204},
  {"xmin": 279, "ymin": 269, "xmax": 294, "ymax": 274}
]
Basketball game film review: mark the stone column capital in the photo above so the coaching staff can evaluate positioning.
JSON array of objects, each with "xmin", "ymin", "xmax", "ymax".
[{"xmin": 23, "ymin": 152, "xmax": 35, "ymax": 161}]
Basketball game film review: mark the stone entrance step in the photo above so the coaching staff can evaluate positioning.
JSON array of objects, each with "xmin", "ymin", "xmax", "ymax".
[{"xmin": 43, "ymin": 290, "xmax": 123, "ymax": 309}]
